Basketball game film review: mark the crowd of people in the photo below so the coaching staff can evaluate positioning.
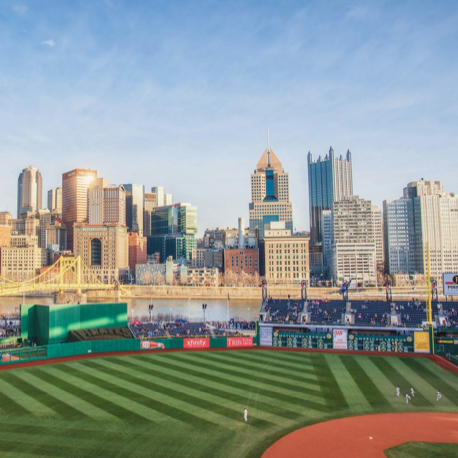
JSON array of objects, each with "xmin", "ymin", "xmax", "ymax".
[{"xmin": 129, "ymin": 319, "xmax": 255, "ymax": 339}]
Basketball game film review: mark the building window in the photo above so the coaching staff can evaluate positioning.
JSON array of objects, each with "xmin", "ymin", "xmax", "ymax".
[{"xmin": 91, "ymin": 238, "xmax": 102, "ymax": 266}]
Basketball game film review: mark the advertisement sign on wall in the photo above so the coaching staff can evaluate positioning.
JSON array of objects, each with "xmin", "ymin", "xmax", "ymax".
[
  {"xmin": 414, "ymin": 332, "xmax": 430, "ymax": 353},
  {"xmin": 443, "ymin": 273, "xmax": 458, "ymax": 296},
  {"xmin": 259, "ymin": 327, "xmax": 273, "ymax": 346},
  {"xmin": 227, "ymin": 337, "xmax": 253, "ymax": 348},
  {"xmin": 333, "ymin": 329, "xmax": 348, "ymax": 350},
  {"xmin": 140, "ymin": 341, "xmax": 165, "ymax": 350},
  {"xmin": 183, "ymin": 338, "xmax": 210, "ymax": 349}
]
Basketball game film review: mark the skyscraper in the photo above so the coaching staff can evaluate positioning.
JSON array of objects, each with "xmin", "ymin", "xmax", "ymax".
[
  {"xmin": 330, "ymin": 196, "xmax": 377, "ymax": 285},
  {"xmin": 88, "ymin": 180, "xmax": 126, "ymax": 226},
  {"xmin": 249, "ymin": 136, "xmax": 293, "ymax": 238},
  {"xmin": 62, "ymin": 168, "xmax": 98, "ymax": 252},
  {"xmin": 307, "ymin": 148, "xmax": 353, "ymax": 248},
  {"xmin": 149, "ymin": 203, "xmax": 197, "ymax": 262},
  {"xmin": 17, "ymin": 166, "xmax": 43, "ymax": 218},
  {"xmin": 384, "ymin": 180, "xmax": 458, "ymax": 280},
  {"xmin": 124, "ymin": 184, "xmax": 144, "ymax": 236},
  {"xmin": 47, "ymin": 187, "xmax": 62, "ymax": 215},
  {"xmin": 143, "ymin": 192, "xmax": 157, "ymax": 237}
]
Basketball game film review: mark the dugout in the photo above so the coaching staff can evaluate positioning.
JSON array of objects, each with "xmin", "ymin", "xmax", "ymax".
[{"xmin": 21, "ymin": 302, "xmax": 128, "ymax": 346}]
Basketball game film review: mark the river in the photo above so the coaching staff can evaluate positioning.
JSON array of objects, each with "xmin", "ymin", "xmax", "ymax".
[{"xmin": 0, "ymin": 296, "xmax": 261, "ymax": 322}]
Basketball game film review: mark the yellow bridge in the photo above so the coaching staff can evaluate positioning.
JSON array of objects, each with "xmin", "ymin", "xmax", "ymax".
[{"xmin": 0, "ymin": 256, "xmax": 122, "ymax": 296}]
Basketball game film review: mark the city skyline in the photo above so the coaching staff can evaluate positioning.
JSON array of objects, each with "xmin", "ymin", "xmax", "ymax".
[{"xmin": 1, "ymin": 1, "xmax": 457, "ymax": 234}]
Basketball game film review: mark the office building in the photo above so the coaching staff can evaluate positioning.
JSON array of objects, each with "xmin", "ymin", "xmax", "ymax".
[
  {"xmin": 259, "ymin": 221, "xmax": 309, "ymax": 284},
  {"xmin": 128, "ymin": 232, "xmax": 147, "ymax": 279},
  {"xmin": 383, "ymin": 197, "xmax": 415, "ymax": 275},
  {"xmin": 17, "ymin": 166, "xmax": 43, "ymax": 218},
  {"xmin": 88, "ymin": 180, "xmax": 126, "ymax": 226},
  {"xmin": 224, "ymin": 217, "xmax": 259, "ymax": 277},
  {"xmin": 0, "ymin": 225, "xmax": 11, "ymax": 248},
  {"xmin": 148, "ymin": 203, "xmax": 197, "ymax": 262},
  {"xmin": 0, "ymin": 212, "xmax": 12, "ymax": 226},
  {"xmin": 384, "ymin": 180, "xmax": 458, "ymax": 280},
  {"xmin": 249, "ymin": 137, "xmax": 293, "ymax": 238},
  {"xmin": 307, "ymin": 148, "xmax": 353, "ymax": 269},
  {"xmin": 73, "ymin": 223, "xmax": 128, "ymax": 283},
  {"xmin": 47, "ymin": 188, "xmax": 62, "ymax": 215},
  {"xmin": 151, "ymin": 186, "xmax": 172, "ymax": 207},
  {"xmin": 62, "ymin": 168, "xmax": 98, "ymax": 252},
  {"xmin": 46, "ymin": 221, "xmax": 67, "ymax": 251},
  {"xmin": 39, "ymin": 210, "xmax": 52, "ymax": 249},
  {"xmin": 143, "ymin": 192, "xmax": 157, "ymax": 237},
  {"xmin": 124, "ymin": 184, "xmax": 144, "ymax": 236},
  {"xmin": 330, "ymin": 196, "xmax": 377, "ymax": 285},
  {"xmin": 372, "ymin": 206, "xmax": 384, "ymax": 273},
  {"xmin": 0, "ymin": 235, "xmax": 48, "ymax": 282}
]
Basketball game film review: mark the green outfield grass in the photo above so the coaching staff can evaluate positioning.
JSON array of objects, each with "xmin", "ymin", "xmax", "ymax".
[
  {"xmin": 385, "ymin": 442, "xmax": 458, "ymax": 458},
  {"xmin": 0, "ymin": 350, "xmax": 457, "ymax": 458}
]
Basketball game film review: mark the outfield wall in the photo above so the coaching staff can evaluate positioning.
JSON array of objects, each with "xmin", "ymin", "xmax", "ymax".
[{"xmin": 0, "ymin": 336, "xmax": 255, "ymax": 365}]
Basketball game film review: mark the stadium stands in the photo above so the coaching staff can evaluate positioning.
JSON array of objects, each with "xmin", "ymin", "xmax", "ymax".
[{"xmin": 261, "ymin": 297, "xmax": 458, "ymax": 328}]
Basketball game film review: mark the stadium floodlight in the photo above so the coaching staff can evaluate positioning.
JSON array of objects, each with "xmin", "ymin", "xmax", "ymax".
[{"xmin": 202, "ymin": 303, "xmax": 208, "ymax": 323}]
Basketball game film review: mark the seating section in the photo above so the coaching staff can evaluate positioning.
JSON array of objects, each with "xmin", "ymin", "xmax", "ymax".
[
  {"xmin": 263, "ymin": 300, "xmax": 304, "ymax": 323},
  {"xmin": 128, "ymin": 320, "xmax": 255, "ymax": 339},
  {"xmin": 129, "ymin": 323, "xmax": 168, "ymax": 339},
  {"xmin": 262, "ymin": 298, "xmax": 458, "ymax": 328}
]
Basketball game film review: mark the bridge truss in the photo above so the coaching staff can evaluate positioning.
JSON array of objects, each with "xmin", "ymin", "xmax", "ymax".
[{"xmin": 0, "ymin": 256, "xmax": 121, "ymax": 296}]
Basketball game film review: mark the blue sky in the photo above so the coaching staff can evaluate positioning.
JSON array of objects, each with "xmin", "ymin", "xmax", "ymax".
[{"xmin": 1, "ymin": 0, "xmax": 457, "ymax": 235}]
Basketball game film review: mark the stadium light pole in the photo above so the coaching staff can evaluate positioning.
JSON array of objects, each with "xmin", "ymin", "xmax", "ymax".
[{"xmin": 202, "ymin": 303, "xmax": 207, "ymax": 323}]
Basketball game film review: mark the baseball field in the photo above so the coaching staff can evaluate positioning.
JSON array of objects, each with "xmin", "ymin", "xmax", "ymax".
[{"xmin": 0, "ymin": 349, "xmax": 457, "ymax": 457}]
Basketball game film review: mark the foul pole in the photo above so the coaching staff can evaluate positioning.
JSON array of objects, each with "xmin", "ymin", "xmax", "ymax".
[{"xmin": 426, "ymin": 242, "xmax": 435, "ymax": 354}]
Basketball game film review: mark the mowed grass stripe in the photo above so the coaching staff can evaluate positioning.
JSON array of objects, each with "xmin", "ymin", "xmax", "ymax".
[
  {"xmin": 88, "ymin": 359, "xmax": 272, "ymax": 429},
  {"xmin": 52, "ymin": 364, "xmax": 165, "ymax": 424},
  {"xmin": 0, "ymin": 377, "xmax": 55, "ymax": 417},
  {"xmin": 69, "ymin": 360, "xmax": 225, "ymax": 429},
  {"xmin": 231, "ymin": 351, "xmax": 318, "ymax": 377},
  {"xmin": 369, "ymin": 356, "xmax": 433, "ymax": 406},
  {"xmin": 113, "ymin": 357, "xmax": 301, "ymax": 422},
  {"xmin": 351, "ymin": 357, "xmax": 399, "ymax": 408},
  {"xmin": 338, "ymin": 355, "xmax": 390, "ymax": 408},
  {"xmin": 400, "ymin": 358, "xmax": 458, "ymax": 405},
  {"xmin": 0, "ymin": 371, "xmax": 88, "ymax": 420},
  {"xmin": 105, "ymin": 359, "xmax": 298, "ymax": 429},
  {"xmin": 0, "ymin": 420, "xmax": 145, "ymax": 448},
  {"xmin": 204, "ymin": 351, "xmax": 322, "ymax": 388},
  {"xmin": 325, "ymin": 354, "xmax": 372, "ymax": 411},
  {"xmin": 185, "ymin": 352, "xmax": 324, "ymax": 399},
  {"xmin": 0, "ymin": 436, "xmax": 153, "ymax": 458},
  {"xmin": 169, "ymin": 352, "xmax": 329, "ymax": 412},
  {"xmin": 128, "ymin": 355, "xmax": 306, "ymax": 419},
  {"xmin": 148, "ymin": 353, "xmax": 328, "ymax": 414},
  {"xmin": 32, "ymin": 367, "xmax": 131, "ymax": 422},
  {"xmin": 17, "ymin": 370, "xmax": 115, "ymax": 420},
  {"xmin": 312, "ymin": 354, "xmax": 348, "ymax": 409}
]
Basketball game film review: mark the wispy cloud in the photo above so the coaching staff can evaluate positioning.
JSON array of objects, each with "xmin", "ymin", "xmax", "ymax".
[
  {"xmin": 12, "ymin": 5, "xmax": 27, "ymax": 15},
  {"xmin": 41, "ymin": 40, "xmax": 56, "ymax": 47}
]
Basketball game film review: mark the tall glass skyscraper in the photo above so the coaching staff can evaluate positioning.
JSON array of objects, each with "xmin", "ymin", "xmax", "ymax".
[
  {"xmin": 149, "ymin": 203, "xmax": 197, "ymax": 262},
  {"xmin": 307, "ymin": 148, "xmax": 353, "ymax": 248},
  {"xmin": 124, "ymin": 184, "xmax": 145, "ymax": 236}
]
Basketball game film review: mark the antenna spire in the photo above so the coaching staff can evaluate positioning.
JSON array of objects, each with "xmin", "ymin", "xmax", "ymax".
[{"xmin": 267, "ymin": 128, "xmax": 271, "ymax": 167}]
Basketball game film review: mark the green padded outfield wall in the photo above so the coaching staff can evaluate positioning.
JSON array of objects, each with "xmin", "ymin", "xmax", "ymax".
[{"xmin": 22, "ymin": 303, "xmax": 128, "ymax": 345}]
